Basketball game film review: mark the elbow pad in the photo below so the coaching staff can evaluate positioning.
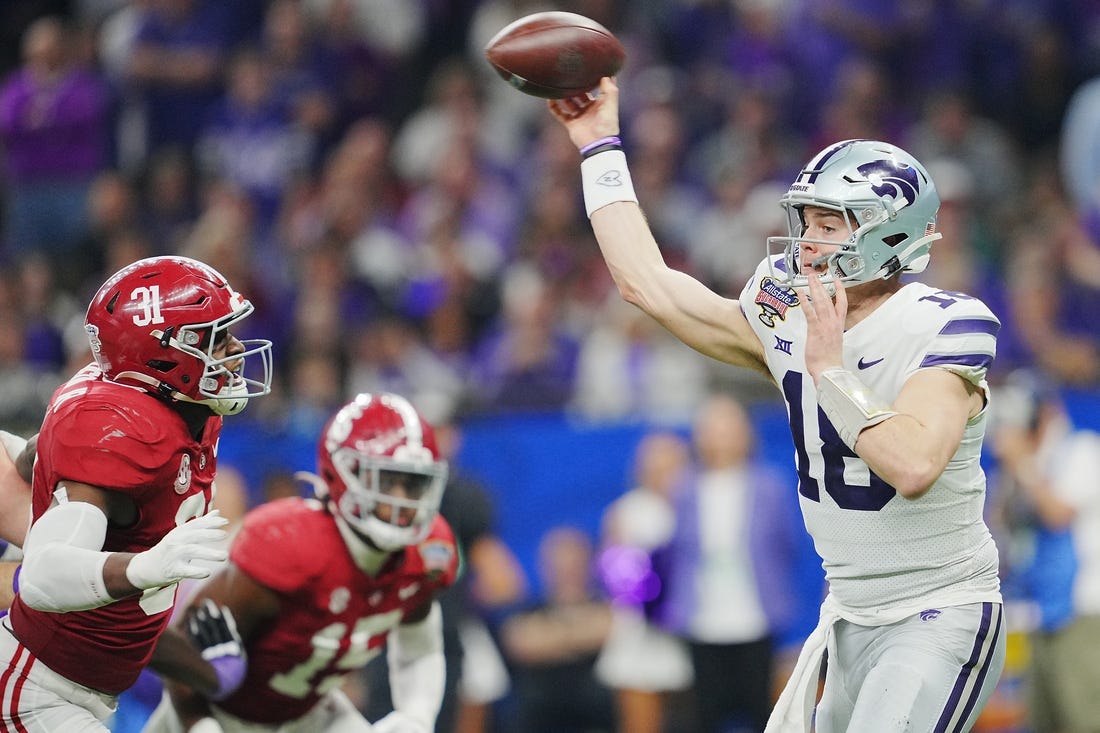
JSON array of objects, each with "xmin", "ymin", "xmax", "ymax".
[
  {"xmin": 20, "ymin": 501, "xmax": 112, "ymax": 612},
  {"xmin": 387, "ymin": 602, "xmax": 446, "ymax": 728}
]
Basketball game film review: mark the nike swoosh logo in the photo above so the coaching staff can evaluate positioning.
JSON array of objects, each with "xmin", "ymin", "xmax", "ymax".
[{"xmin": 857, "ymin": 357, "xmax": 884, "ymax": 369}]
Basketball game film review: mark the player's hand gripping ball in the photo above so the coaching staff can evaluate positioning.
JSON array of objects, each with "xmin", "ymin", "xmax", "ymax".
[{"xmin": 484, "ymin": 11, "xmax": 625, "ymax": 99}]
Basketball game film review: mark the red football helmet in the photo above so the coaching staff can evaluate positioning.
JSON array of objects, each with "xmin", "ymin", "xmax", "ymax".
[
  {"xmin": 84, "ymin": 256, "xmax": 272, "ymax": 415},
  {"xmin": 316, "ymin": 393, "xmax": 448, "ymax": 551}
]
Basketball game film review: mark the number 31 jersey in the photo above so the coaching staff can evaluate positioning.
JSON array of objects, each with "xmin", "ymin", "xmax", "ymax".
[
  {"xmin": 739, "ymin": 258, "xmax": 1002, "ymax": 614},
  {"xmin": 10, "ymin": 364, "xmax": 219, "ymax": 694}
]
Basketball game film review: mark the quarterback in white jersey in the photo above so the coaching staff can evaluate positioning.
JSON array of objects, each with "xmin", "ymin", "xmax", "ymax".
[
  {"xmin": 741, "ymin": 265, "xmax": 1001, "ymax": 613},
  {"xmin": 546, "ymin": 79, "xmax": 1005, "ymax": 733}
]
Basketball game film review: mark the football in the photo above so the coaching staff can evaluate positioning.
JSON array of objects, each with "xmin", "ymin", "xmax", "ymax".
[{"xmin": 484, "ymin": 11, "xmax": 625, "ymax": 99}]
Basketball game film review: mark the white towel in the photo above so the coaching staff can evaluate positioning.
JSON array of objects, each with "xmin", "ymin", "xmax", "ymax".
[{"xmin": 764, "ymin": 604, "xmax": 838, "ymax": 733}]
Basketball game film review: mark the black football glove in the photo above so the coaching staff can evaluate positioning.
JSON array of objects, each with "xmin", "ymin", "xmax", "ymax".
[{"xmin": 186, "ymin": 598, "xmax": 247, "ymax": 700}]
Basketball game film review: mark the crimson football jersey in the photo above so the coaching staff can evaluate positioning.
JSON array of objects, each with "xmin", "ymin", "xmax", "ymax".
[
  {"xmin": 216, "ymin": 497, "xmax": 458, "ymax": 724},
  {"xmin": 8, "ymin": 364, "xmax": 221, "ymax": 694}
]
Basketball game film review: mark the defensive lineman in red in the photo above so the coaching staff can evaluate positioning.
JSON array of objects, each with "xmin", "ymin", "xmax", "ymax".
[
  {"xmin": 0, "ymin": 256, "xmax": 272, "ymax": 731},
  {"xmin": 143, "ymin": 392, "xmax": 459, "ymax": 733}
]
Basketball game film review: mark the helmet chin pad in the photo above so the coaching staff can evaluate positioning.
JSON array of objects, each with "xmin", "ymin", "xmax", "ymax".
[{"xmin": 185, "ymin": 374, "xmax": 251, "ymax": 416}]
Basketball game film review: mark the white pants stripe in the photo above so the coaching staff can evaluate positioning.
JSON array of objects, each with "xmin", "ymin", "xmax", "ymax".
[{"xmin": 0, "ymin": 622, "xmax": 116, "ymax": 733}]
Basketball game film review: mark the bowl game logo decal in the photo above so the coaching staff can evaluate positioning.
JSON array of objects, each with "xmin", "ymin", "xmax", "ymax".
[
  {"xmin": 419, "ymin": 540, "xmax": 455, "ymax": 581},
  {"xmin": 755, "ymin": 277, "xmax": 799, "ymax": 327},
  {"xmin": 85, "ymin": 323, "xmax": 102, "ymax": 354}
]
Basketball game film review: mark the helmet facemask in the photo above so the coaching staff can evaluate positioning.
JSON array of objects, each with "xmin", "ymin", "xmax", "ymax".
[
  {"xmin": 157, "ymin": 297, "xmax": 273, "ymax": 416},
  {"xmin": 330, "ymin": 447, "xmax": 448, "ymax": 552}
]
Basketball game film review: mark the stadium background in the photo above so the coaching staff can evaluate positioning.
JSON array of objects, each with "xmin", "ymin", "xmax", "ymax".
[{"xmin": 2, "ymin": 1, "xmax": 1100, "ymax": 731}]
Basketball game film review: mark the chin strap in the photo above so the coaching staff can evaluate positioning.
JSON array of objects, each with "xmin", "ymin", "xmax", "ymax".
[
  {"xmin": 114, "ymin": 369, "xmax": 247, "ymax": 416},
  {"xmin": 113, "ymin": 370, "xmax": 170, "ymax": 395},
  {"xmin": 114, "ymin": 370, "xmax": 193, "ymax": 406},
  {"xmin": 174, "ymin": 382, "xmax": 247, "ymax": 416},
  {"xmin": 885, "ymin": 231, "xmax": 942, "ymax": 277}
]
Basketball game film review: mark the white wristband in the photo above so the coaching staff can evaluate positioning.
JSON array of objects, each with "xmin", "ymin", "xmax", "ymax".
[
  {"xmin": 816, "ymin": 368, "xmax": 898, "ymax": 450},
  {"xmin": 581, "ymin": 150, "xmax": 638, "ymax": 217}
]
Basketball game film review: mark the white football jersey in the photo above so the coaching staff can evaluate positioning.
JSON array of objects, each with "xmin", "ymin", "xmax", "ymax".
[{"xmin": 739, "ymin": 257, "xmax": 1002, "ymax": 613}]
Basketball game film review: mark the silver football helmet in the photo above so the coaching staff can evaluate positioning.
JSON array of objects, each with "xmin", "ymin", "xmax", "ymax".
[{"xmin": 767, "ymin": 139, "xmax": 942, "ymax": 290}]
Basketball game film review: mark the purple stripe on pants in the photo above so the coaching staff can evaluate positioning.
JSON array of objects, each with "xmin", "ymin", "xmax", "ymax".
[{"xmin": 933, "ymin": 602, "xmax": 1003, "ymax": 733}]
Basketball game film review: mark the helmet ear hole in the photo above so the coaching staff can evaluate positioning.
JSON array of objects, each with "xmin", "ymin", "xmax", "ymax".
[{"xmin": 883, "ymin": 233, "xmax": 908, "ymax": 247}]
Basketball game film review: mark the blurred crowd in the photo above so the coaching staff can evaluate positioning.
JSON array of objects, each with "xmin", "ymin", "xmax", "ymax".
[
  {"xmin": 3, "ymin": 1, "xmax": 1100, "ymax": 731},
  {"xmin": 3, "ymin": 0, "xmax": 1100, "ymax": 440}
]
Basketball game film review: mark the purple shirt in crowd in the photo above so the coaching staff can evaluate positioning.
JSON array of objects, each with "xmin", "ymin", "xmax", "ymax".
[{"xmin": 0, "ymin": 67, "xmax": 108, "ymax": 183}]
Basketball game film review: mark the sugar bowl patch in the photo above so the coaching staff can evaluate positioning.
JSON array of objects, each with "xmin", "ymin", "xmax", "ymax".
[{"xmin": 754, "ymin": 277, "xmax": 799, "ymax": 327}]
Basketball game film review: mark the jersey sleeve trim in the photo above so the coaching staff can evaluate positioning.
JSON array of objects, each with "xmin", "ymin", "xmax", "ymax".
[
  {"xmin": 917, "ymin": 312, "xmax": 999, "ymax": 380},
  {"xmin": 937, "ymin": 318, "xmax": 1000, "ymax": 337},
  {"xmin": 919, "ymin": 352, "xmax": 993, "ymax": 370}
]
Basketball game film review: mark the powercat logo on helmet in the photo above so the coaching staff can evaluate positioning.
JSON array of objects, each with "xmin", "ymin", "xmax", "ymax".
[{"xmin": 857, "ymin": 160, "xmax": 920, "ymax": 207}]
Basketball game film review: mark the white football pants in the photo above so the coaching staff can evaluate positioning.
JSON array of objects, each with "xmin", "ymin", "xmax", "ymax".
[{"xmin": 816, "ymin": 602, "xmax": 1006, "ymax": 733}]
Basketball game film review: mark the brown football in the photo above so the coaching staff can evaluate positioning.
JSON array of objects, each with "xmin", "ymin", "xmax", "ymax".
[{"xmin": 484, "ymin": 11, "xmax": 625, "ymax": 99}]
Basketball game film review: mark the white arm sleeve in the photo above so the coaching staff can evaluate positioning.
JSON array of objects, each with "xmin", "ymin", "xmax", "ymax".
[
  {"xmin": 387, "ymin": 601, "xmax": 446, "ymax": 728},
  {"xmin": 19, "ymin": 500, "xmax": 113, "ymax": 612}
]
